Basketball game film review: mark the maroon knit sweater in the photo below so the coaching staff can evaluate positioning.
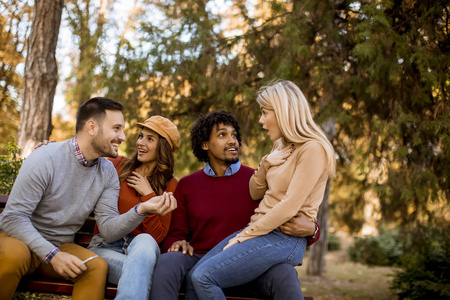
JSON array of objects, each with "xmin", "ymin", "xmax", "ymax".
[
  {"xmin": 162, "ymin": 165, "xmax": 320, "ymax": 254},
  {"xmin": 163, "ymin": 166, "xmax": 257, "ymax": 254}
]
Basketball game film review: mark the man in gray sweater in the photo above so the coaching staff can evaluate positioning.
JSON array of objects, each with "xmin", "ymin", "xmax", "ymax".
[{"xmin": 0, "ymin": 97, "xmax": 176, "ymax": 300}]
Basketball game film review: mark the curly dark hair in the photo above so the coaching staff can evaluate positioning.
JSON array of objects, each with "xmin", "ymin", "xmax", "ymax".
[{"xmin": 191, "ymin": 110, "xmax": 242, "ymax": 162}]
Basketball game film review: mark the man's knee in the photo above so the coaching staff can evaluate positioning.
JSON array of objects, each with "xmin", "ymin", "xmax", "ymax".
[
  {"xmin": 158, "ymin": 252, "xmax": 189, "ymax": 266},
  {"xmin": 260, "ymin": 263, "xmax": 300, "ymax": 291},
  {"xmin": 154, "ymin": 252, "xmax": 194, "ymax": 279},
  {"xmin": 82, "ymin": 255, "xmax": 108, "ymax": 279},
  {"xmin": 0, "ymin": 233, "xmax": 33, "ymax": 277},
  {"xmin": 91, "ymin": 255, "xmax": 108, "ymax": 273}
]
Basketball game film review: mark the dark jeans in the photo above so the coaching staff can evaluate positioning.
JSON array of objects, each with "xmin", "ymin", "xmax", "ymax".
[{"xmin": 149, "ymin": 251, "xmax": 303, "ymax": 300}]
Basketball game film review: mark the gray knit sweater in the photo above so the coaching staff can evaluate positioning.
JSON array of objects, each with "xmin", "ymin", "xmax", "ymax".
[{"xmin": 0, "ymin": 139, "xmax": 145, "ymax": 261}]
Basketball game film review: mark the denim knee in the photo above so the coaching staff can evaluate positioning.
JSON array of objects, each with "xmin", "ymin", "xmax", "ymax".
[
  {"xmin": 129, "ymin": 234, "xmax": 160, "ymax": 256},
  {"xmin": 190, "ymin": 264, "xmax": 212, "ymax": 289}
]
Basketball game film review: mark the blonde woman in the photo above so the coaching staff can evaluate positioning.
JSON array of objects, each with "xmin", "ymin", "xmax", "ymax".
[{"xmin": 187, "ymin": 80, "xmax": 336, "ymax": 300}]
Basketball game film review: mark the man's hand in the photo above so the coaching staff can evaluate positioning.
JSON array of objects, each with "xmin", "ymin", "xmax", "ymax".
[
  {"xmin": 266, "ymin": 143, "xmax": 295, "ymax": 166},
  {"xmin": 127, "ymin": 171, "xmax": 154, "ymax": 196},
  {"xmin": 50, "ymin": 251, "xmax": 87, "ymax": 280},
  {"xmin": 34, "ymin": 139, "xmax": 56, "ymax": 150},
  {"xmin": 279, "ymin": 213, "xmax": 315, "ymax": 237},
  {"xmin": 138, "ymin": 192, "xmax": 177, "ymax": 215},
  {"xmin": 167, "ymin": 240, "xmax": 194, "ymax": 256}
]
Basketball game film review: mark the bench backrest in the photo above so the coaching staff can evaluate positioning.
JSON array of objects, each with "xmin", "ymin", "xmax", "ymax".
[{"xmin": 0, "ymin": 194, "xmax": 95, "ymax": 247}]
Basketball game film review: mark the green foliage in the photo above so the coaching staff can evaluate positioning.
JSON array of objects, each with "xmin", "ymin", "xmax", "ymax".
[
  {"xmin": 58, "ymin": 0, "xmax": 449, "ymax": 230},
  {"xmin": 0, "ymin": 1, "xmax": 32, "ymax": 149},
  {"xmin": 347, "ymin": 229, "xmax": 404, "ymax": 266},
  {"xmin": 0, "ymin": 143, "xmax": 24, "ymax": 195},
  {"xmin": 327, "ymin": 232, "xmax": 341, "ymax": 251},
  {"xmin": 391, "ymin": 226, "xmax": 450, "ymax": 300}
]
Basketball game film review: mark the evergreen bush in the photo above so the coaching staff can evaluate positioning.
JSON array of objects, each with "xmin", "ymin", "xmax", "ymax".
[
  {"xmin": 391, "ymin": 226, "xmax": 450, "ymax": 299},
  {"xmin": 347, "ymin": 229, "xmax": 403, "ymax": 266},
  {"xmin": 327, "ymin": 232, "xmax": 341, "ymax": 251},
  {"xmin": 0, "ymin": 142, "xmax": 23, "ymax": 195}
]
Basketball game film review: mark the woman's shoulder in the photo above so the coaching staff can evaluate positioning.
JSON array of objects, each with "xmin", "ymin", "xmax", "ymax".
[
  {"xmin": 296, "ymin": 140, "xmax": 327, "ymax": 159},
  {"xmin": 292, "ymin": 141, "xmax": 328, "ymax": 174},
  {"xmin": 302, "ymin": 140, "xmax": 324, "ymax": 150},
  {"xmin": 107, "ymin": 156, "xmax": 129, "ymax": 173},
  {"xmin": 107, "ymin": 155, "xmax": 128, "ymax": 165},
  {"xmin": 166, "ymin": 176, "xmax": 179, "ymax": 192}
]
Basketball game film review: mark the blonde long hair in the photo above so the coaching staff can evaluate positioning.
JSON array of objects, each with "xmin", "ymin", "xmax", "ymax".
[{"xmin": 257, "ymin": 80, "xmax": 336, "ymax": 177}]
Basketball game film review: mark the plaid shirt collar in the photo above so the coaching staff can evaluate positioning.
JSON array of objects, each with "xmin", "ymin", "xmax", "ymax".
[{"xmin": 72, "ymin": 136, "xmax": 98, "ymax": 167}]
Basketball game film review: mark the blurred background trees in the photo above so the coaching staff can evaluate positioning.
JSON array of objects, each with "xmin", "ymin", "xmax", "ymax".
[
  {"xmin": 0, "ymin": 0, "xmax": 449, "ymax": 291},
  {"xmin": 0, "ymin": 0, "xmax": 32, "ymax": 147},
  {"xmin": 17, "ymin": 0, "xmax": 63, "ymax": 156}
]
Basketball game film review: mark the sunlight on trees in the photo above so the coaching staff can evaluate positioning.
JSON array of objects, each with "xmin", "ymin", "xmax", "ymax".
[{"xmin": 0, "ymin": 0, "xmax": 449, "ymax": 277}]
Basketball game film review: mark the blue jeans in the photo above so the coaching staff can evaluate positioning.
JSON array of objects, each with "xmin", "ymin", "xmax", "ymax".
[
  {"xmin": 88, "ymin": 233, "xmax": 160, "ymax": 300},
  {"xmin": 149, "ymin": 251, "xmax": 303, "ymax": 300},
  {"xmin": 187, "ymin": 230, "xmax": 307, "ymax": 300}
]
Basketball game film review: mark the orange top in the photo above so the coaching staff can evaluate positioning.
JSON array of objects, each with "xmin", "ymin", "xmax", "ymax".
[{"xmin": 93, "ymin": 156, "xmax": 177, "ymax": 243}]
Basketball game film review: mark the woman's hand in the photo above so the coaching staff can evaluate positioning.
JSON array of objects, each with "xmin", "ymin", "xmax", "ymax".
[
  {"xmin": 265, "ymin": 143, "xmax": 295, "ymax": 167},
  {"xmin": 223, "ymin": 237, "xmax": 240, "ymax": 250},
  {"xmin": 127, "ymin": 171, "xmax": 154, "ymax": 196}
]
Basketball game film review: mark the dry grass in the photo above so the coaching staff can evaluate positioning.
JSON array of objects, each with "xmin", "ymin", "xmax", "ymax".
[
  {"xmin": 15, "ymin": 232, "xmax": 399, "ymax": 300},
  {"xmin": 298, "ymin": 232, "xmax": 398, "ymax": 300}
]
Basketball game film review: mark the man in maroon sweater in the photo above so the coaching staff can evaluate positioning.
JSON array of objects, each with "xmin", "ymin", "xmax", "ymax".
[{"xmin": 150, "ymin": 111, "xmax": 319, "ymax": 300}]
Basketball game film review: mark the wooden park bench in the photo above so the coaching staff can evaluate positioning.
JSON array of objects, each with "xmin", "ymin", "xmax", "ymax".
[{"xmin": 0, "ymin": 194, "xmax": 313, "ymax": 300}]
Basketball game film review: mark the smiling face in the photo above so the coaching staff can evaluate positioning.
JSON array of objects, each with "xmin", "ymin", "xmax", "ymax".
[
  {"xmin": 136, "ymin": 127, "xmax": 160, "ymax": 165},
  {"xmin": 91, "ymin": 110, "xmax": 126, "ymax": 158},
  {"xmin": 259, "ymin": 106, "xmax": 282, "ymax": 141},
  {"xmin": 202, "ymin": 123, "xmax": 239, "ymax": 171}
]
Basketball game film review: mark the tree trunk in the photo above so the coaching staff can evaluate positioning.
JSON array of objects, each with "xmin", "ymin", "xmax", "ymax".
[
  {"xmin": 306, "ymin": 117, "xmax": 335, "ymax": 276},
  {"xmin": 307, "ymin": 179, "xmax": 330, "ymax": 275},
  {"xmin": 17, "ymin": 0, "xmax": 64, "ymax": 157}
]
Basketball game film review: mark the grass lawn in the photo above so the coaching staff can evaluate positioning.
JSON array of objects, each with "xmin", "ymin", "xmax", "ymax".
[{"xmin": 14, "ymin": 232, "xmax": 398, "ymax": 300}]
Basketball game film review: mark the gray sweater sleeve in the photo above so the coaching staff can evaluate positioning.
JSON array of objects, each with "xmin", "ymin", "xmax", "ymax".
[
  {"xmin": 93, "ymin": 165, "xmax": 146, "ymax": 242},
  {"xmin": 0, "ymin": 150, "xmax": 57, "ymax": 260}
]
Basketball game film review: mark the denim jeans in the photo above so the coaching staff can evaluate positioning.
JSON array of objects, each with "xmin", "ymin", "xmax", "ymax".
[
  {"xmin": 186, "ymin": 230, "xmax": 307, "ymax": 300},
  {"xmin": 88, "ymin": 233, "xmax": 160, "ymax": 300}
]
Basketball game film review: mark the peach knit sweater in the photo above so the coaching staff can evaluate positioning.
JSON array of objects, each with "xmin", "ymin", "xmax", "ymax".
[{"xmin": 229, "ymin": 138, "xmax": 329, "ymax": 245}]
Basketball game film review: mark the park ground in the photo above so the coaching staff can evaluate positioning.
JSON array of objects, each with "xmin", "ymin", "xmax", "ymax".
[
  {"xmin": 15, "ymin": 232, "xmax": 398, "ymax": 300},
  {"xmin": 298, "ymin": 231, "xmax": 398, "ymax": 300}
]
